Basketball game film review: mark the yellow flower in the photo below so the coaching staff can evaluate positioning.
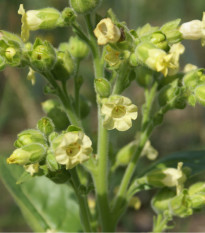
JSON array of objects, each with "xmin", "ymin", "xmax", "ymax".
[
  {"xmin": 18, "ymin": 4, "xmax": 42, "ymax": 42},
  {"xmin": 94, "ymin": 18, "xmax": 121, "ymax": 45},
  {"xmin": 104, "ymin": 45, "xmax": 121, "ymax": 67},
  {"xmin": 101, "ymin": 95, "xmax": 138, "ymax": 131},
  {"xmin": 168, "ymin": 43, "xmax": 185, "ymax": 75},
  {"xmin": 54, "ymin": 131, "xmax": 92, "ymax": 169},
  {"xmin": 24, "ymin": 163, "xmax": 39, "ymax": 176},
  {"xmin": 146, "ymin": 49, "xmax": 175, "ymax": 77}
]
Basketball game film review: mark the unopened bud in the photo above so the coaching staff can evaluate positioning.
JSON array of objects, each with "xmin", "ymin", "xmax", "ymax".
[
  {"xmin": 195, "ymin": 84, "xmax": 205, "ymax": 106},
  {"xmin": 37, "ymin": 117, "xmax": 55, "ymax": 136},
  {"xmin": 14, "ymin": 129, "xmax": 46, "ymax": 148},
  {"xmin": 46, "ymin": 150, "xmax": 59, "ymax": 172},
  {"xmin": 67, "ymin": 36, "xmax": 89, "ymax": 59},
  {"xmin": 151, "ymin": 32, "xmax": 169, "ymax": 51},
  {"xmin": 7, "ymin": 143, "xmax": 46, "ymax": 165},
  {"xmin": 61, "ymin": 7, "xmax": 76, "ymax": 25},
  {"xmin": 69, "ymin": 0, "xmax": 102, "ymax": 14},
  {"xmin": 94, "ymin": 78, "xmax": 111, "ymax": 97},
  {"xmin": 52, "ymin": 50, "xmax": 75, "ymax": 81}
]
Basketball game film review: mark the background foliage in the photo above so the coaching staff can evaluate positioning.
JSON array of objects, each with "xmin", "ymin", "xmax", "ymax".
[{"xmin": 0, "ymin": 0, "xmax": 205, "ymax": 231}]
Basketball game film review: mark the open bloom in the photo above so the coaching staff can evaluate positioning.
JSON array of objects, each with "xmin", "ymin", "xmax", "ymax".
[
  {"xmin": 101, "ymin": 95, "xmax": 138, "ymax": 131},
  {"xmin": 94, "ymin": 18, "xmax": 121, "ymax": 45},
  {"xmin": 53, "ymin": 131, "xmax": 92, "ymax": 169},
  {"xmin": 179, "ymin": 12, "xmax": 205, "ymax": 46}
]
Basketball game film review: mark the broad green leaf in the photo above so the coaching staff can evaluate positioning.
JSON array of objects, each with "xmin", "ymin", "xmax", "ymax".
[
  {"xmin": 0, "ymin": 156, "xmax": 81, "ymax": 232},
  {"xmin": 140, "ymin": 150, "xmax": 205, "ymax": 177}
]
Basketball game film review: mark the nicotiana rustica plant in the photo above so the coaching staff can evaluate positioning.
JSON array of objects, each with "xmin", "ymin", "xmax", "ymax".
[{"xmin": 1, "ymin": 1, "xmax": 205, "ymax": 232}]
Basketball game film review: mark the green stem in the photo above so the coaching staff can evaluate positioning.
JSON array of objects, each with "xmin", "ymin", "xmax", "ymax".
[
  {"xmin": 43, "ymin": 71, "xmax": 81, "ymax": 127},
  {"xmin": 70, "ymin": 169, "xmax": 93, "ymax": 232},
  {"xmin": 93, "ymin": 108, "xmax": 114, "ymax": 232}
]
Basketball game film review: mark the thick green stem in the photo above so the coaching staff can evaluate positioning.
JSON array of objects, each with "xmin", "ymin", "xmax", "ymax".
[
  {"xmin": 70, "ymin": 169, "xmax": 93, "ymax": 232},
  {"xmin": 93, "ymin": 108, "xmax": 115, "ymax": 232}
]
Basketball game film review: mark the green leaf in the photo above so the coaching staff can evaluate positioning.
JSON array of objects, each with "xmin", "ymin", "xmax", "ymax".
[
  {"xmin": 141, "ymin": 150, "xmax": 205, "ymax": 177},
  {"xmin": 0, "ymin": 156, "xmax": 81, "ymax": 232}
]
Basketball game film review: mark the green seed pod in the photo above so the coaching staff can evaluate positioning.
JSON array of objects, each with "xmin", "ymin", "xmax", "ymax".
[
  {"xmin": 52, "ymin": 50, "xmax": 75, "ymax": 81},
  {"xmin": 46, "ymin": 150, "xmax": 59, "ymax": 172},
  {"xmin": 14, "ymin": 129, "xmax": 47, "ymax": 148},
  {"xmin": 7, "ymin": 143, "xmax": 46, "ymax": 165},
  {"xmin": 67, "ymin": 36, "xmax": 89, "ymax": 59},
  {"xmin": 69, "ymin": 0, "xmax": 102, "ymax": 14},
  {"xmin": 29, "ymin": 38, "xmax": 56, "ymax": 72},
  {"xmin": 94, "ymin": 78, "xmax": 111, "ymax": 97},
  {"xmin": 135, "ymin": 66, "xmax": 153, "ymax": 88},
  {"xmin": 151, "ymin": 188, "xmax": 176, "ymax": 214},
  {"xmin": 37, "ymin": 117, "xmax": 55, "ymax": 136},
  {"xmin": 195, "ymin": 84, "xmax": 205, "ymax": 106}
]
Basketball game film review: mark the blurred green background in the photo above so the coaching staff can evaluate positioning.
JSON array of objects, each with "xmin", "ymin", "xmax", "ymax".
[{"xmin": 0, "ymin": 0, "xmax": 205, "ymax": 231}]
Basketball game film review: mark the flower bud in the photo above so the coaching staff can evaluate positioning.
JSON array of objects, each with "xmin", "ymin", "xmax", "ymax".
[
  {"xmin": 52, "ymin": 50, "xmax": 75, "ymax": 81},
  {"xmin": 135, "ymin": 66, "xmax": 153, "ymax": 88},
  {"xmin": 67, "ymin": 36, "xmax": 89, "ymax": 59},
  {"xmin": 129, "ymin": 53, "xmax": 139, "ymax": 66},
  {"xmin": 18, "ymin": 4, "xmax": 63, "ymax": 42},
  {"xmin": 7, "ymin": 143, "xmax": 46, "ymax": 165},
  {"xmin": 179, "ymin": 12, "xmax": 205, "ymax": 46},
  {"xmin": 14, "ymin": 129, "xmax": 47, "ymax": 148},
  {"xmin": 183, "ymin": 69, "xmax": 205, "ymax": 89},
  {"xmin": 150, "ymin": 32, "xmax": 169, "ymax": 51},
  {"xmin": 183, "ymin": 63, "xmax": 198, "ymax": 73},
  {"xmin": 158, "ymin": 83, "xmax": 178, "ymax": 107},
  {"xmin": 37, "ymin": 117, "xmax": 55, "ymax": 136},
  {"xmin": 94, "ymin": 78, "xmax": 111, "ymax": 97},
  {"xmin": 135, "ymin": 42, "xmax": 175, "ymax": 77},
  {"xmin": 169, "ymin": 190, "xmax": 193, "ymax": 217},
  {"xmin": 195, "ymin": 84, "xmax": 205, "ymax": 106},
  {"xmin": 0, "ymin": 30, "xmax": 23, "ymax": 45},
  {"xmin": 48, "ymin": 132, "xmax": 59, "ymax": 144},
  {"xmin": 29, "ymin": 38, "xmax": 56, "ymax": 72},
  {"xmin": 61, "ymin": 7, "xmax": 76, "ymax": 25},
  {"xmin": 151, "ymin": 188, "xmax": 176, "ymax": 214},
  {"xmin": 69, "ymin": 0, "xmax": 102, "ymax": 14},
  {"xmin": 41, "ymin": 99, "xmax": 70, "ymax": 131},
  {"xmin": 46, "ymin": 150, "xmax": 59, "ymax": 172},
  {"xmin": 94, "ymin": 18, "xmax": 121, "ymax": 45}
]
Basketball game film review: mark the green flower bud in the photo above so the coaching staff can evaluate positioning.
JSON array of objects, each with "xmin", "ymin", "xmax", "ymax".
[
  {"xmin": 14, "ymin": 129, "xmax": 47, "ymax": 148},
  {"xmin": 170, "ymin": 190, "xmax": 193, "ymax": 218},
  {"xmin": 52, "ymin": 50, "xmax": 75, "ymax": 81},
  {"xmin": 183, "ymin": 69, "xmax": 205, "ymax": 89},
  {"xmin": 129, "ymin": 53, "xmax": 139, "ymax": 66},
  {"xmin": 0, "ymin": 30, "xmax": 23, "ymax": 45},
  {"xmin": 189, "ymin": 182, "xmax": 205, "ymax": 195},
  {"xmin": 41, "ymin": 99, "xmax": 70, "ymax": 131},
  {"xmin": 158, "ymin": 83, "xmax": 178, "ymax": 107},
  {"xmin": 195, "ymin": 84, "xmax": 205, "ymax": 106},
  {"xmin": 37, "ymin": 117, "xmax": 55, "ymax": 136},
  {"xmin": 115, "ymin": 141, "xmax": 137, "ymax": 168},
  {"xmin": 61, "ymin": 7, "xmax": 76, "ymax": 25},
  {"xmin": 79, "ymin": 95, "xmax": 91, "ymax": 119},
  {"xmin": 7, "ymin": 143, "xmax": 46, "ymax": 165},
  {"xmin": 48, "ymin": 132, "xmax": 59, "ymax": 144},
  {"xmin": 67, "ymin": 36, "xmax": 89, "ymax": 59},
  {"xmin": 69, "ymin": 0, "xmax": 102, "ymax": 14},
  {"xmin": 29, "ymin": 38, "xmax": 56, "ymax": 72},
  {"xmin": 46, "ymin": 150, "xmax": 59, "ymax": 172},
  {"xmin": 135, "ymin": 66, "xmax": 153, "ymax": 88},
  {"xmin": 151, "ymin": 188, "xmax": 176, "ymax": 214},
  {"xmin": 190, "ymin": 194, "xmax": 205, "ymax": 209},
  {"xmin": 150, "ymin": 32, "xmax": 169, "ymax": 51},
  {"xmin": 94, "ymin": 78, "xmax": 111, "ymax": 97}
]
